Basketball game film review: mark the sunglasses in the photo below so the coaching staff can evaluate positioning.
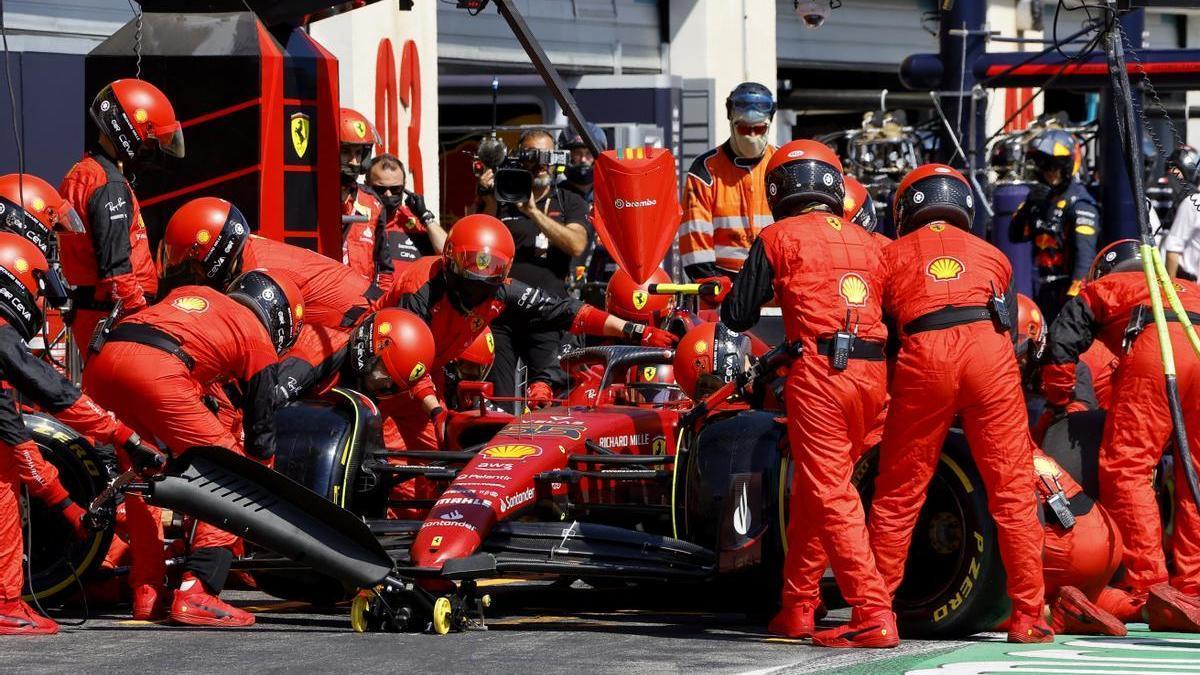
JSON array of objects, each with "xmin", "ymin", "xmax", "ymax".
[
  {"xmin": 372, "ymin": 184, "xmax": 406, "ymax": 197},
  {"xmin": 735, "ymin": 123, "xmax": 769, "ymax": 136}
]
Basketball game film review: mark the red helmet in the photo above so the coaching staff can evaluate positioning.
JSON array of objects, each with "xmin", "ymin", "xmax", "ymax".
[
  {"xmin": 893, "ymin": 164, "xmax": 974, "ymax": 235},
  {"xmin": 842, "ymin": 175, "xmax": 879, "ymax": 233},
  {"xmin": 1015, "ymin": 294, "xmax": 1046, "ymax": 360},
  {"xmin": 227, "ymin": 270, "xmax": 304, "ymax": 355},
  {"xmin": 454, "ymin": 327, "xmax": 495, "ymax": 382},
  {"xmin": 350, "ymin": 308, "xmax": 436, "ymax": 395},
  {"xmin": 605, "ymin": 267, "xmax": 673, "ymax": 325},
  {"xmin": 159, "ymin": 197, "xmax": 250, "ymax": 288},
  {"xmin": 672, "ymin": 322, "xmax": 753, "ymax": 401},
  {"xmin": 90, "ymin": 79, "xmax": 184, "ymax": 161},
  {"xmin": 443, "ymin": 214, "xmax": 515, "ymax": 312},
  {"xmin": 0, "ymin": 232, "xmax": 59, "ymax": 340},
  {"xmin": 1088, "ymin": 239, "xmax": 1142, "ymax": 281},
  {"xmin": 0, "ymin": 174, "xmax": 84, "ymax": 257},
  {"xmin": 339, "ymin": 108, "xmax": 380, "ymax": 179},
  {"xmin": 764, "ymin": 139, "xmax": 844, "ymax": 219}
]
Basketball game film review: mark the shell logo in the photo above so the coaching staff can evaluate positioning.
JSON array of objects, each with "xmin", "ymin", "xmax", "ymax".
[
  {"xmin": 30, "ymin": 198, "xmax": 45, "ymax": 213},
  {"xmin": 632, "ymin": 290, "xmax": 648, "ymax": 310},
  {"xmin": 408, "ymin": 362, "xmax": 427, "ymax": 382},
  {"xmin": 927, "ymin": 256, "xmax": 965, "ymax": 282},
  {"xmin": 196, "ymin": 230, "xmax": 211, "ymax": 245},
  {"xmin": 839, "ymin": 273, "xmax": 869, "ymax": 307},
  {"xmin": 843, "ymin": 196, "xmax": 856, "ymax": 213},
  {"xmin": 172, "ymin": 296, "xmax": 209, "ymax": 313},
  {"xmin": 294, "ymin": 304, "xmax": 303, "ymax": 320},
  {"xmin": 1033, "ymin": 456, "xmax": 1060, "ymax": 477},
  {"xmin": 1031, "ymin": 308, "xmax": 1041, "ymax": 323},
  {"xmin": 13, "ymin": 258, "xmax": 28, "ymax": 274},
  {"xmin": 481, "ymin": 444, "xmax": 541, "ymax": 460},
  {"xmin": 134, "ymin": 108, "xmax": 149, "ymax": 124},
  {"xmin": 377, "ymin": 321, "xmax": 392, "ymax": 337},
  {"xmin": 693, "ymin": 340, "xmax": 708, "ymax": 355},
  {"xmin": 485, "ymin": 332, "xmax": 495, "ymax": 353}
]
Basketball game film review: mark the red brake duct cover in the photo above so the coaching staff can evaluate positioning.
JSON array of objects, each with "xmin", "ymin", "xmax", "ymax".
[{"xmin": 591, "ymin": 149, "xmax": 681, "ymax": 284}]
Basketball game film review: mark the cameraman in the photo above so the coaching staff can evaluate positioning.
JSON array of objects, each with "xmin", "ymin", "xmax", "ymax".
[{"xmin": 477, "ymin": 128, "xmax": 589, "ymax": 409}]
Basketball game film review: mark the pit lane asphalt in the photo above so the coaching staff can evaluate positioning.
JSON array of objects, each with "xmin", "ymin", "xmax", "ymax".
[{"xmin": 1, "ymin": 582, "xmax": 976, "ymax": 674}]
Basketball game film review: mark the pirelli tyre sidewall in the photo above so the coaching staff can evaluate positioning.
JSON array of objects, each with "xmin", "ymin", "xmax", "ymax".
[
  {"xmin": 855, "ymin": 430, "xmax": 1010, "ymax": 638},
  {"xmin": 22, "ymin": 414, "xmax": 113, "ymax": 604}
]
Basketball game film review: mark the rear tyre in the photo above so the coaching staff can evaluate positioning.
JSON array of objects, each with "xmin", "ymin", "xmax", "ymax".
[
  {"xmin": 855, "ymin": 430, "xmax": 1010, "ymax": 638},
  {"xmin": 21, "ymin": 414, "xmax": 113, "ymax": 605}
]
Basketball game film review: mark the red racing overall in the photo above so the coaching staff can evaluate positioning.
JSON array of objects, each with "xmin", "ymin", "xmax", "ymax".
[
  {"xmin": 58, "ymin": 153, "xmax": 158, "ymax": 351},
  {"xmin": 868, "ymin": 222, "xmax": 1046, "ymax": 620},
  {"xmin": 341, "ymin": 185, "xmax": 393, "ymax": 293},
  {"xmin": 0, "ymin": 317, "xmax": 142, "ymax": 605},
  {"xmin": 83, "ymin": 286, "xmax": 282, "ymax": 593},
  {"xmin": 721, "ymin": 210, "xmax": 892, "ymax": 620},
  {"xmin": 1044, "ymin": 271, "xmax": 1200, "ymax": 594}
]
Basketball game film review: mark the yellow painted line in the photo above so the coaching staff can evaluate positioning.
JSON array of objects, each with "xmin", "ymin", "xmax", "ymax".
[
  {"xmin": 475, "ymin": 578, "xmax": 533, "ymax": 587},
  {"xmin": 117, "ymin": 619, "xmax": 165, "ymax": 626},
  {"xmin": 240, "ymin": 600, "xmax": 310, "ymax": 613},
  {"xmin": 763, "ymin": 637, "xmax": 807, "ymax": 644}
]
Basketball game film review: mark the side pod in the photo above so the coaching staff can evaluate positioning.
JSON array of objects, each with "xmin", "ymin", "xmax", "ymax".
[{"xmin": 148, "ymin": 446, "xmax": 394, "ymax": 589}]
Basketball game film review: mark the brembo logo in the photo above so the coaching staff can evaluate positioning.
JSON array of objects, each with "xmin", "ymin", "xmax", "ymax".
[{"xmin": 614, "ymin": 198, "xmax": 657, "ymax": 210}]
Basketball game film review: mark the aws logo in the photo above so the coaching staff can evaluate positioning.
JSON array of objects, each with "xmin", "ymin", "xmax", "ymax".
[
  {"xmin": 481, "ymin": 444, "xmax": 541, "ymax": 460},
  {"xmin": 926, "ymin": 256, "xmax": 965, "ymax": 282}
]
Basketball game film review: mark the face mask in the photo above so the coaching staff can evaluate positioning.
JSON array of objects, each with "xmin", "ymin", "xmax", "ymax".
[
  {"xmin": 378, "ymin": 192, "xmax": 404, "ymax": 219},
  {"xmin": 730, "ymin": 122, "xmax": 769, "ymax": 159},
  {"xmin": 532, "ymin": 173, "xmax": 552, "ymax": 191},
  {"xmin": 565, "ymin": 162, "xmax": 594, "ymax": 186}
]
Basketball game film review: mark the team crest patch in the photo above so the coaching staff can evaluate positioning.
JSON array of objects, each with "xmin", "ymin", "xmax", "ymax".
[
  {"xmin": 632, "ymin": 290, "xmax": 648, "ymax": 310},
  {"xmin": 839, "ymin": 273, "xmax": 869, "ymax": 306},
  {"xmin": 928, "ymin": 223, "xmax": 946, "ymax": 232},
  {"xmin": 352, "ymin": 120, "xmax": 367, "ymax": 139},
  {"xmin": 485, "ymin": 332, "xmax": 495, "ymax": 353},
  {"xmin": 826, "ymin": 216, "xmax": 842, "ymax": 231},
  {"xmin": 409, "ymin": 362, "xmax": 427, "ymax": 382},
  {"xmin": 476, "ymin": 251, "xmax": 492, "ymax": 270},
  {"xmin": 927, "ymin": 256, "xmax": 965, "ymax": 281},
  {"xmin": 643, "ymin": 366, "xmax": 657, "ymax": 382},
  {"xmin": 172, "ymin": 296, "xmax": 209, "ymax": 313},
  {"xmin": 481, "ymin": 444, "xmax": 540, "ymax": 460},
  {"xmin": 470, "ymin": 316, "xmax": 485, "ymax": 333}
]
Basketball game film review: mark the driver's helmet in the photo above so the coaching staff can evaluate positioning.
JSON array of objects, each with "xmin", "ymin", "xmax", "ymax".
[
  {"xmin": 672, "ymin": 322, "xmax": 753, "ymax": 401},
  {"xmin": 453, "ymin": 327, "xmax": 495, "ymax": 382},
  {"xmin": 624, "ymin": 363, "xmax": 682, "ymax": 404}
]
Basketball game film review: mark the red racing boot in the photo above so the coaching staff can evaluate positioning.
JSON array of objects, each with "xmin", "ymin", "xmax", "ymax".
[
  {"xmin": 1147, "ymin": 583, "xmax": 1200, "ymax": 633},
  {"xmin": 170, "ymin": 576, "xmax": 255, "ymax": 628},
  {"xmin": 768, "ymin": 600, "xmax": 827, "ymax": 639},
  {"xmin": 132, "ymin": 584, "xmax": 170, "ymax": 621},
  {"xmin": 810, "ymin": 607, "xmax": 899, "ymax": 648},
  {"xmin": 1008, "ymin": 608, "xmax": 1054, "ymax": 643},
  {"xmin": 0, "ymin": 600, "xmax": 58, "ymax": 635},
  {"xmin": 1050, "ymin": 586, "xmax": 1127, "ymax": 636},
  {"xmin": 1095, "ymin": 586, "xmax": 1147, "ymax": 623}
]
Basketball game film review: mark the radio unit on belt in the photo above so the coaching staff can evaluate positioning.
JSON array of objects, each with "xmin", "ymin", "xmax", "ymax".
[{"xmin": 988, "ymin": 282, "xmax": 1012, "ymax": 333}]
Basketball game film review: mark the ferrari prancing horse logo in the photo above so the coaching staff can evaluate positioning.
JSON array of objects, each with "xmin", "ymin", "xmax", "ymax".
[
  {"xmin": 632, "ymin": 290, "xmax": 648, "ymax": 310},
  {"xmin": 290, "ymin": 113, "xmax": 310, "ymax": 159}
]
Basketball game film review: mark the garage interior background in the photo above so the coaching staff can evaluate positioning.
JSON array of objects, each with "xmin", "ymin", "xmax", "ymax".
[{"xmin": 1, "ymin": 0, "xmax": 1198, "ymax": 225}]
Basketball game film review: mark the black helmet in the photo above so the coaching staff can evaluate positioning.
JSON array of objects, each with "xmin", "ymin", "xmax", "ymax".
[
  {"xmin": 726, "ymin": 82, "xmax": 776, "ymax": 124},
  {"xmin": 226, "ymin": 270, "xmax": 304, "ymax": 355},
  {"xmin": 764, "ymin": 140, "xmax": 845, "ymax": 219},
  {"xmin": 1170, "ymin": 144, "xmax": 1200, "ymax": 186},
  {"xmin": 1027, "ymin": 129, "xmax": 1079, "ymax": 185},
  {"xmin": 1088, "ymin": 239, "xmax": 1143, "ymax": 282},
  {"xmin": 893, "ymin": 164, "xmax": 975, "ymax": 235}
]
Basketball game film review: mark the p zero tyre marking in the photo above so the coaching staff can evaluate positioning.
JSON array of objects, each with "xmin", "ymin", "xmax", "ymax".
[
  {"xmin": 940, "ymin": 454, "xmax": 974, "ymax": 494},
  {"xmin": 778, "ymin": 456, "xmax": 790, "ymax": 555}
]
